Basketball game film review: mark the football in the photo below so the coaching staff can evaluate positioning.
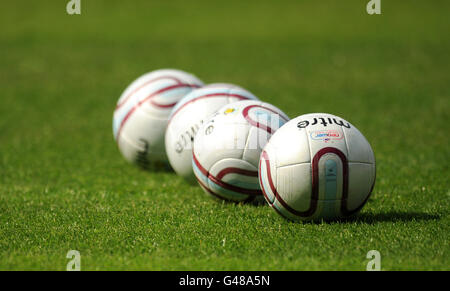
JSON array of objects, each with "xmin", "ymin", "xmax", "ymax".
[
  {"xmin": 192, "ymin": 100, "xmax": 289, "ymax": 202},
  {"xmin": 165, "ymin": 83, "xmax": 259, "ymax": 182},
  {"xmin": 6, "ymin": 1, "xmax": 447, "ymax": 272},
  {"xmin": 113, "ymin": 69, "xmax": 203, "ymax": 167},
  {"xmin": 259, "ymin": 113, "xmax": 376, "ymax": 221}
]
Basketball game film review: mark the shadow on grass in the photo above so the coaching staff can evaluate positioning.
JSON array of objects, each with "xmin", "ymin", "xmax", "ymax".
[
  {"xmin": 278, "ymin": 211, "xmax": 442, "ymax": 225},
  {"xmin": 344, "ymin": 211, "xmax": 441, "ymax": 224},
  {"xmin": 137, "ymin": 161, "xmax": 174, "ymax": 173},
  {"xmin": 205, "ymin": 195, "xmax": 268, "ymax": 207}
]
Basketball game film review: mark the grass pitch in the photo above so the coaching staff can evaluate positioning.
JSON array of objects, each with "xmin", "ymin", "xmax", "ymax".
[{"xmin": 0, "ymin": 0, "xmax": 449, "ymax": 270}]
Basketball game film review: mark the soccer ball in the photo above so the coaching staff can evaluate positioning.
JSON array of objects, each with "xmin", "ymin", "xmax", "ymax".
[
  {"xmin": 259, "ymin": 113, "xmax": 376, "ymax": 221},
  {"xmin": 192, "ymin": 100, "xmax": 289, "ymax": 202},
  {"xmin": 113, "ymin": 69, "xmax": 203, "ymax": 168},
  {"xmin": 165, "ymin": 83, "xmax": 259, "ymax": 182}
]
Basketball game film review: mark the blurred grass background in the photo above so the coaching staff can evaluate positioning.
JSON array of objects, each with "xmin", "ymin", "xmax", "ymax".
[{"xmin": 0, "ymin": 0, "xmax": 449, "ymax": 270}]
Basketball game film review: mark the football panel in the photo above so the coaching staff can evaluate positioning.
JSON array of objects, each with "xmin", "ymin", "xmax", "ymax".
[
  {"xmin": 316, "ymin": 153, "xmax": 345, "ymax": 202},
  {"xmin": 192, "ymin": 156, "xmax": 253, "ymax": 202},
  {"xmin": 193, "ymin": 163, "xmax": 249, "ymax": 202},
  {"xmin": 155, "ymin": 69, "xmax": 204, "ymax": 86},
  {"xmin": 192, "ymin": 116, "xmax": 248, "ymax": 171},
  {"xmin": 259, "ymin": 149, "xmax": 277, "ymax": 205},
  {"xmin": 276, "ymin": 163, "xmax": 313, "ymax": 213},
  {"xmin": 268, "ymin": 119, "xmax": 312, "ymax": 167},
  {"xmin": 170, "ymin": 83, "xmax": 256, "ymax": 119},
  {"xmin": 271, "ymin": 199, "xmax": 303, "ymax": 221},
  {"xmin": 166, "ymin": 120, "xmax": 202, "ymax": 178},
  {"xmin": 117, "ymin": 131, "xmax": 145, "ymax": 164},
  {"xmin": 166, "ymin": 97, "xmax": 235, "ymax": 178},
  {"xmin": 305, "ymin": 128, "xmax": 348, "ymax": 160},
  {"xmin": 117, "ymin": 69, "xmax": 202, "ymax": 112},
  {"xmin": 345, "ymin": 162, "xmax": 376, "ymax": 212},
  {"xmin": 227, "ymin": 87, "xmax": 259, "ymax": 101},
  {"xmin": 209, "ymin": 158, "xmax": 260, "ymax": 191},
  {"xmin": 309, "ymin": 200, "xmax": 342, "ymax": 221},
  {"xmin": 242, "ymin": 104, "xmax": 289, "ymax": 167},
  {"xmin": 343, "ymin": 126, "xmax": 375, "ymax": 164},
  {"xmin": 242, "ymin": 101, "xmax": 290, "ymax": 132},
  {"xmin": 207, "ymin": 181, "xmax": 253, "ymax": 202},
  {"xmin": 140, "ymin": 86, "xmax": 199, "ymax": 118},
  {"xmin": 242, "ymin": 126, "xmax": 265, "ymax": 168},
  {"xmin": 118, "ymin": 131, "xmax": 167, "ymax": 165},
  {"xmin": 119, "ymin": 108, "xmax": 167, "ymax": 153}
]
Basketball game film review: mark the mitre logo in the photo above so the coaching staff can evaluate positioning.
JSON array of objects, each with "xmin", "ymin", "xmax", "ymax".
[{"xmin": 297, "ymin": 117, "xmax": 351, "ymax": 129}]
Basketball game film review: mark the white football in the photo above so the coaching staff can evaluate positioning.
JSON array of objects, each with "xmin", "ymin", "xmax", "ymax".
[
  {"xmin": 165, "ymin": 84, "xmax": 259, "ymax": 182},
  {"xmin": 113, "ymin": 69, "xmax": 203, "ymax": 167},
  {"xmin": 259, "ymin": 113, "xmax": 376, "ymax": 221},
  {"xmin": 192, "ymin": 100, "xmax": 289, "ymax": 202}
]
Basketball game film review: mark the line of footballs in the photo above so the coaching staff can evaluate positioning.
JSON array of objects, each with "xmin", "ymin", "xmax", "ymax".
[{"xmin": 113, "ymin": 69, "xmax": 376, "ymax": 222}]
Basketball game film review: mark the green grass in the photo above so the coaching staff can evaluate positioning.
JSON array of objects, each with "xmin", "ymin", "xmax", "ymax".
[{"xmin": 0, "ymin": 0, "xmax": 449, "ymax": 270}]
